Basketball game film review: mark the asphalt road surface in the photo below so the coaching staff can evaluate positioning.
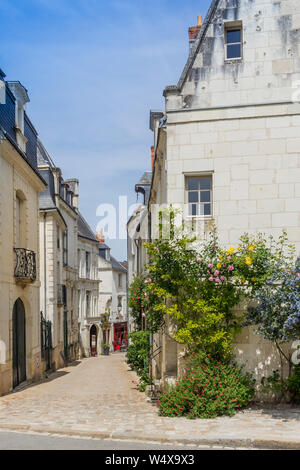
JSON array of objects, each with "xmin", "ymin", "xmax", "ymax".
[{"xmin": 0, "ymin": 431, "xmax": 210, "ymax": 450}]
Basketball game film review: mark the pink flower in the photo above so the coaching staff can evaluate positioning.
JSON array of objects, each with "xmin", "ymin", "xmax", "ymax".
[
  {"xmin": 297, "ymin": 273, "xmax": 300, "ymax": 277},
  {"xmin": 197, "ymin": 258, "xmax": 202, "ymax": 263},
  {"xmin": 208, "ymin": 264, "xmax": 213, "ymax": 269},
  {"xmin": 214, "ymin": 270, "xmax": 219, "ymax": 276},
  {"xmin": 220, "ymin": 276, "xmax": 226, "ymax": 281},
  {"xmin": 228, "ymin": 265, "xmax": 234, "ymax": 271},
  {"xmin": 227, "ymin": 256, "xmax": 231, "ymax": 261},
  {"xmin": 209, "ymin": 277, "xmax": 214, "ymax": 282},
  {"xmin": 215, "ymin": 278, "xmax": 220, "ymax": 283},
  {"xmin": 142, "ymin": 313, "xmax": 146, "ymax": 318}
]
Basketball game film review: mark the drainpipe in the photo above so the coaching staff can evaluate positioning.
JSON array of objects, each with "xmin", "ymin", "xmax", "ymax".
[{"xmin": 43, "ymin": 212, "xmax": 47, "ymax": 321}]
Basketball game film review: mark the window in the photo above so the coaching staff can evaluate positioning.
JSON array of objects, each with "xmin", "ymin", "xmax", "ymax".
[
  {"xmin": 225, "ymin": 26, "xmax": 242, "ymax": 60},
  {"xmin": 85, "ymin": 251, "xmax": 90, "ymax": 278},
  {"xmin": 186, "ymin": 175, "xmax": 212, "ymax": 217},
  {"xmin": 63, "ymin": 230, "xmax": 68, "ymax": 266},
  {"xmin": 16, "ymin": 191, "xmax": 26, "ymax": 248},
  {"xmin": 118, "ymin": 273, "xmax": 122, "ymax": 288},
  {"xmin": 86, "ymin": 291, "xmax": 91, "ymax": 317}
]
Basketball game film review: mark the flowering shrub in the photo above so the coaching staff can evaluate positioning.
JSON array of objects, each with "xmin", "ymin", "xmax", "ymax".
[
  {"xmin": 246, "ymin": 257, "xmax": 300, "ymax": 342},
  {"xmin": 126, "ymin": 331, "xmax": 151, "ymax": 392},
  {"xmin": 141, "ymin": 225, "xmax": 296, "ymax": 360},
  {"xmin": 128, "ymin": 275, "xmax": 164, "ymax": 333},
  {"xmin": 158, "ymin": 351, "xmax": 255, "ymax": 419}
]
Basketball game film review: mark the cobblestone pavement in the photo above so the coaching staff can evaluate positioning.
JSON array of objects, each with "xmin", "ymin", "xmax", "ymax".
[{"xmin": 0, "ymin": 353, "xmax": 299, "ymax": 449}]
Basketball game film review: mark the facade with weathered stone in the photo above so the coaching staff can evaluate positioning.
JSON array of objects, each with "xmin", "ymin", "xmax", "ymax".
[
  {"xmin": 0, "ymin": 71, "xmax": 46, "ymax": 395},
  {"xmin": 145, "ymin": 0, "xmax": 300, "ymax": 389},
  {"xmin": 98, "ymin": 240, "xmax": 128, "ymax": 351},
  {"xmin": 77, "ymin": 212, "xmax": 101, "ymax": 357}
]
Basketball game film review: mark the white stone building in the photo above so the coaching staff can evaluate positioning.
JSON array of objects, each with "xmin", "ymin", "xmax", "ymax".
[
  {"xmin": 38, "ymin": 146, "xmax": 80, "ymax": 366},
  {"xmin": 77, "ymin": 212, "xmax": 100, "ymax": 357},
  {"xmin": 127, "ymin": 171, "xmax": 152, "ymax": 332},
  {"xmin": 98, "ymin": 241, "xmax": 128, "ymax": 351},
  {"xmin": 0, "ymin": 72, "xmax": 46, "ymax": 394},
  {"xmin": 146, "ymin": 0, "xmax": 300, "ymax": 388}
]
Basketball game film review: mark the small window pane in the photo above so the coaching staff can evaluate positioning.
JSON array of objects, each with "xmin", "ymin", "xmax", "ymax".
[
  {"xmin": 188, "ymin": 192, "xmax": 198, "ymax": 203},
  {"xmin": 204, "ymin": 204, "xmax": 211, "ymax": 216},
  {"xmin": 200, "ymin": 177, "xmax": 211, "ymax": 190},
  {"xmin": 189, "ymin": 204, "xmax": 198, "ymax": 216},
  {"xmin": 227, "ymin": 44, "xmax": 241, "ymax": 59},
  {"xmin": 188, "ymin": 177, "xmax": 199, "ymax": 190},
  {"xmin": 200, "ymin": 191, "xmax": 211, "ymax": 202},
  {"xmin": 226, "ymin": 29, "xmax": 241, "ymax": 44}
]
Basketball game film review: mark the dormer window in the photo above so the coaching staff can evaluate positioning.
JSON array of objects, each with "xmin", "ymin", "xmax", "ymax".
[
  {"xmin": 7, "ymin": 81, "xmax": 29, "ymax": 152},
  {"xmin": 225, "ymin": 23, "xmax": 242, "ymax": 60}
]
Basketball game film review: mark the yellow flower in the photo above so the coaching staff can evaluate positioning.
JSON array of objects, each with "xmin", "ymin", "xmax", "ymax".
[
  {"xmin": 241, "ymin": 279, "xmax": 246, "ymax": 284},
  {"xmin": 246, "ymin": 256, "xmax": 252, "ymax": 266},
  {"xmin": 251, "ymin": 277, "xmax": 256, "ymax": 282},
  {"xmin": 248, "ymin": 244, "xmax": 256, "ymax": 252},
  {"xmin": 226, "ymin": 247, "xmax": 236, "ymax": 255},
  {"xmin": 217, "ymin": 263, "xmax": 221, "ymax": 269},
  {"xmin": 237, "ymin": 247, "xmax": 241, "ymax": 251}
]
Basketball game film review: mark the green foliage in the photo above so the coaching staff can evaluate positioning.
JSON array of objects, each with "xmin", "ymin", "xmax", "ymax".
[
  {"xmin": 126, "ymin": 331, "xmax": 151, "ymax": 392},
  {"xmin": 260, "ymin": 370, "xmax": 288, "ymax": 398},
  {"xmin": 287, "ymin": 366, "xmax": 300, "ymax": 398},
  {"xmin": 158, "ymin": 351, "xmax": 255, "ymax": 419},
  {"xmin": 260, "ymin": 367, "xmax": 300, "ymax": 402},
  {"xmin": 126, "ymin": 331, "xmax": 150, "ymax": 373}
]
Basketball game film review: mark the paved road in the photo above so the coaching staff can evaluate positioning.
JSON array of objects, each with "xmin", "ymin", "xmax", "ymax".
[
  {"xmin": 0, "ymin": 431, "xmax": 205, "ymax": 450},
  {"xmin": 0, "ymin": 354, "xmax": 299, "ymax": 449}
]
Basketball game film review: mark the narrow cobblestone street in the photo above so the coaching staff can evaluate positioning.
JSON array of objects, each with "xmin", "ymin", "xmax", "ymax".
[{"xmin": 0, "ymin": 353, "xmax": 299, "ymax": 449}]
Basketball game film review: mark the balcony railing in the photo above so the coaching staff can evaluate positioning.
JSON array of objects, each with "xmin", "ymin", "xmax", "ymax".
[
  {"xmin": 14, "ymin": 248, "xmax": 36, "ymax": 283},
  {"xmin": 57, "ymin": 284, "xmax": 67, "ymax": 306}
]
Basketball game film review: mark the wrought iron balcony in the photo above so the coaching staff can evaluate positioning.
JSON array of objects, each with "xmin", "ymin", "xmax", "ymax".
[
  {"xmin": 14, "ymin": 248, "xmax": 36, "ymax": 283},
  {"xmin": 57, "ymin": 284, "xmax": 67, "ymax": 306}
]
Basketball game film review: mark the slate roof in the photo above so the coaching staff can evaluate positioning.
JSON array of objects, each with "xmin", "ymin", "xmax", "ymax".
[
  {"xmin": 39, "ymin": 168, "xmax": 56, "ymax": 209},
  {"xmin": 135, "ymin": 171, "xmax": 152, "ymax": 206},
  {"xmin": 110, "ymin": 255, "xmax": 127, "ymax": 273},
  {"xmin": 37, "ymin": 139, "xmax": 56, "ymax": 168},
  {"xmin": 99, "ymin": 244, "xmax": 127, "ymax": 273},
  {"xmin": 78, "ymin": 212, "xmax": 99, "ymax": 243}
]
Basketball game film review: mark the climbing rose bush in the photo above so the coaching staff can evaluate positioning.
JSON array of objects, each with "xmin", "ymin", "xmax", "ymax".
[
  {"xmin": 158, "ymin": 351, "xmax": 255, "ymax": 419},
  {"xmin": 141, "ymin": 226, "xmax": 296, "ymax": 359}
]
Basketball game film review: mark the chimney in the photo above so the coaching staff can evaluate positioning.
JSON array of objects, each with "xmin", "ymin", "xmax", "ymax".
[
  {"xmin": 65, "ymin": 178, "xmax": 79, "ymax": 210},
  {"xmin": 151, "ymin": 146, "xmax": 154, "ymax": 170},
  {"xmin": 96, "ymin": 228, "xmax": 105, "ymax": 244},
  {"xmin": 188, "ymin": 15, "xmax": 202, "ymax": 52}
]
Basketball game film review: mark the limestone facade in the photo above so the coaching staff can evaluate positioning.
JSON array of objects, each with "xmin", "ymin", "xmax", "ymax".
[
  {"xmin": 146, "ymin": 0, "xmax": 300, "ymax": 388},
  {"xmin": 0, "ymin": 75, "xmax": 46, "ymax": 395},
  {"xmin": 77, "ymin": 214, "xmax": 101, "ymax": 357}
]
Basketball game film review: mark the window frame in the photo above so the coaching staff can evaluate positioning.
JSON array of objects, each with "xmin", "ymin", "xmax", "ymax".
[
  {"xmin": 185, "ymin": 173, "xmax": 213, "ymax": 219},
  {"xmin": 224, "ymin": 22, "xmax": 243, "ymax": 61}
]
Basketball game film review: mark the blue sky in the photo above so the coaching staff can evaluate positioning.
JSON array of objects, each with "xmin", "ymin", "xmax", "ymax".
[{"xmin": 0, "ymin": 0, "xmax": 210, "ymax": 260}]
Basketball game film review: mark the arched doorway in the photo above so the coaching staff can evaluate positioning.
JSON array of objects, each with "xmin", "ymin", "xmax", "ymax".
[
  {"xmin": 12, "ymin": 298, "xmax": 26, "ymax": 388},
  {"xmin": 90, "ymin": 325, "xmax": 97, "ymax": 357}
]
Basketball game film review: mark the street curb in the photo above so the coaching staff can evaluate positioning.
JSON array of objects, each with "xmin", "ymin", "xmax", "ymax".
[{"xmin": 0, "ymin": 425, "xmax": 300, "ymax": 449}]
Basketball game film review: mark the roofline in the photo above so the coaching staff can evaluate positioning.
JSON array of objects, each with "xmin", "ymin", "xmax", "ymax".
[
  {"xmin": 1, "ymin": 126, "xmax": 47, "ymax": 186},
  {"xmin": 164, "ymin": 0, "xmax": 220, "ymax": 94},
  {"xmin": 78, "ymin": 234, "xmax": 99, "ymax": 244},
  {"xmin": 39, "ymin": 207, "xmax": 67, "ymax": 229}
]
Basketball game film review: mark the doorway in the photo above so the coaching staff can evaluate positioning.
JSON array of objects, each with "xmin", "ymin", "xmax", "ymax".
[
  {"xmin": 12, "ymin": 298, "xmax": 26, "ymax": 388},
  {"xmin": 90, "ymin": 324, "xmax": 97, "ymax": 357},
  {"xmin": 113, "ymin": 322, "xmax": 128, "ymax": 351}
]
